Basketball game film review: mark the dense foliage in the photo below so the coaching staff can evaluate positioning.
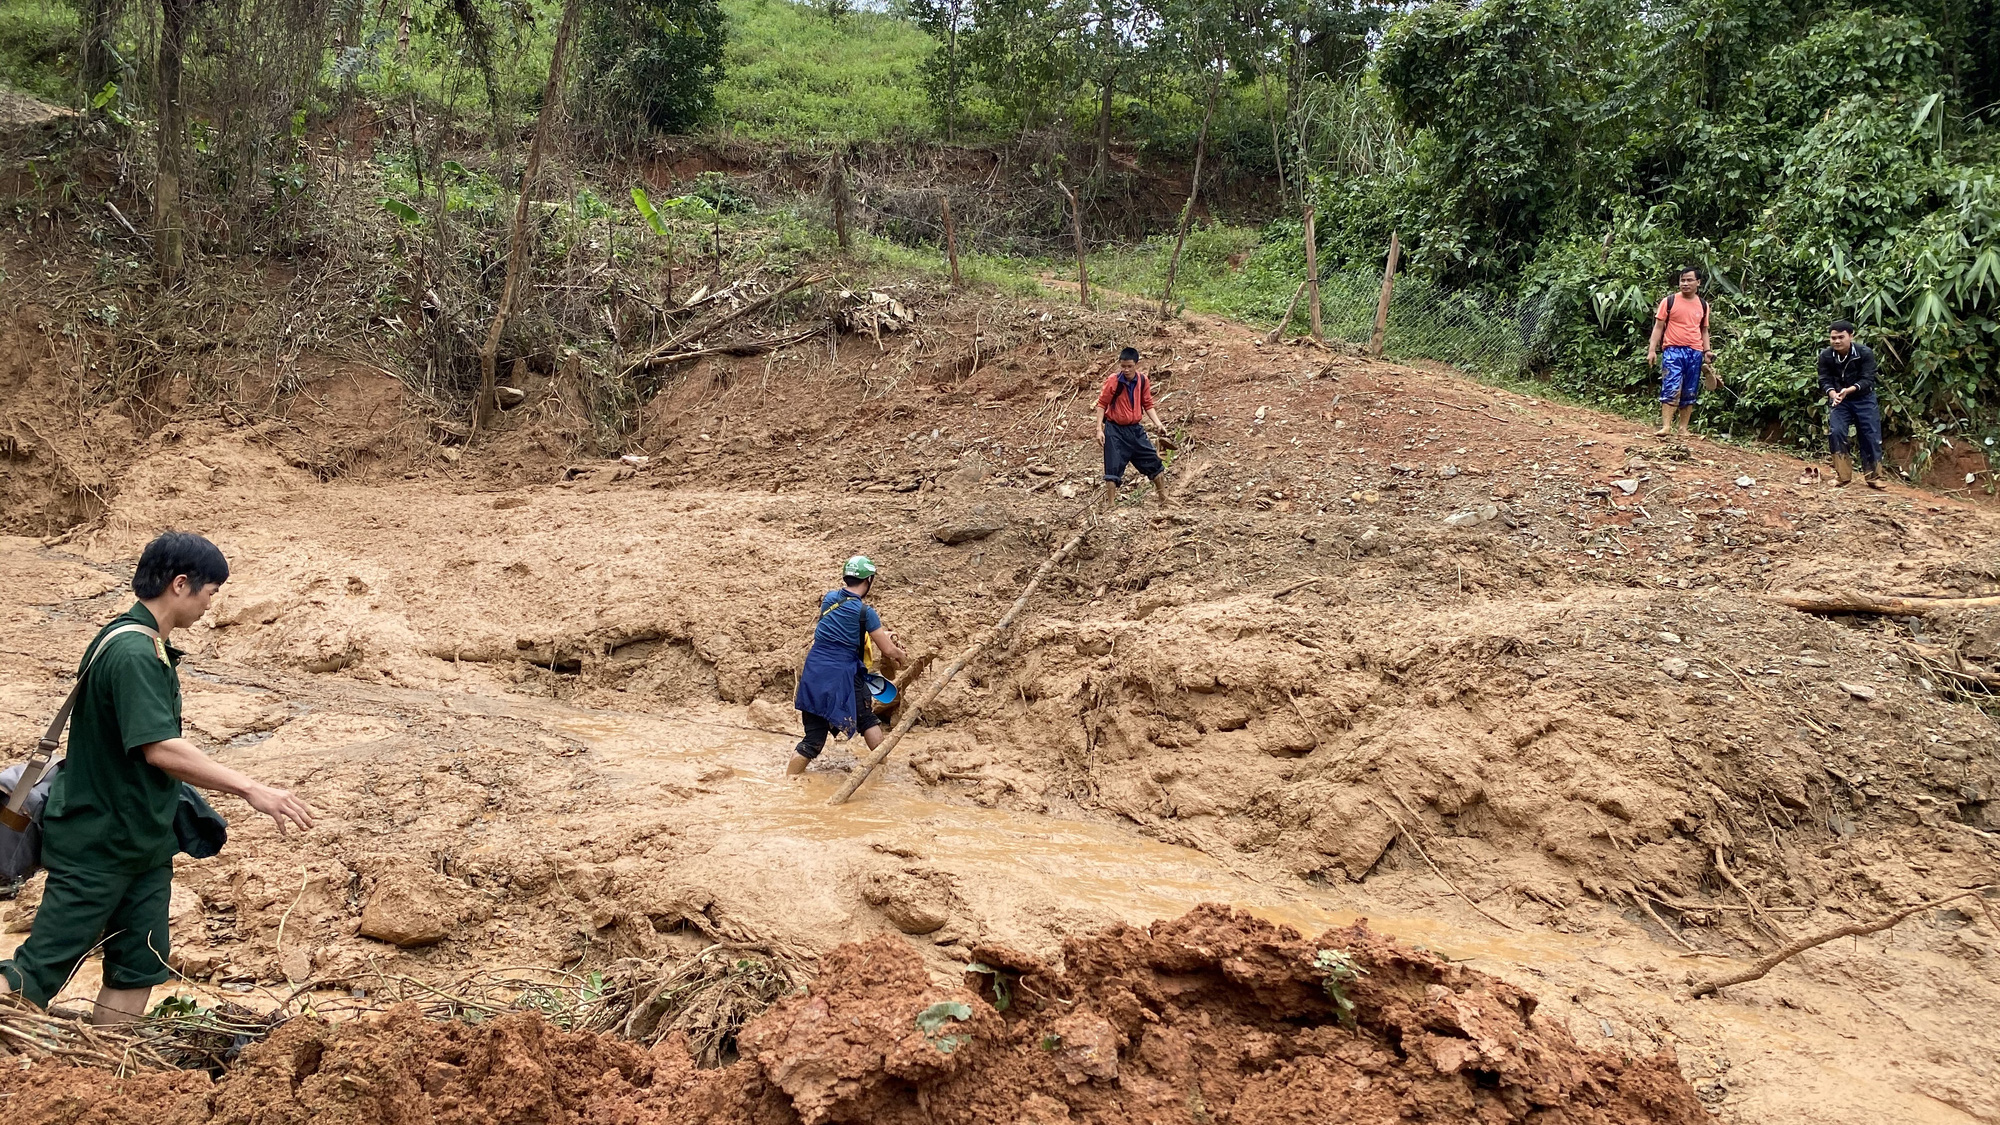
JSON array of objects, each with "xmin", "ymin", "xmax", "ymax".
[
  {"xmin": 575, "ymin": 0, "xmax": 728, "ymax": 141},
  {"xmin": 1315, "ymin": 0, "xmax": 2000, "ymax": 465}
]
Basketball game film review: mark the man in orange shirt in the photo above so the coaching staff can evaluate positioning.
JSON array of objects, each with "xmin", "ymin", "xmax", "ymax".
[
  {"xmin": 1094, "ymin": 346, "xmax": 1174, "ymax": 509},
  {"xmin": 1645, "ymin": 267, "xmax": 1715, "ymax": 437}
]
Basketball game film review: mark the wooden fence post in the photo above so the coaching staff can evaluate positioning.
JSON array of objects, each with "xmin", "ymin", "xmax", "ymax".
[
  {"xmin": 1368, "ymin": 231, "xmax": 1401, "ymax": 357},
  {"xmin": 830, "ymin": 152, "xmax": 851, "ymax": 251},
  {"xmin": 1058, "ymin": 181, "xmax": 1088, "ymax": 309},
  {"xmin": 941, "ymin": 191, "xmax": 962, "ymax": 287},
  {"xmin": 1303, "ymin": 206, "xmax": 1322, "ymax": 344}
]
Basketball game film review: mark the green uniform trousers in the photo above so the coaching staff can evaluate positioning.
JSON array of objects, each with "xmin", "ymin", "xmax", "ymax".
[{"xmin": 0, "ymin": 862, "xmax": 173, "ymax": 1008}]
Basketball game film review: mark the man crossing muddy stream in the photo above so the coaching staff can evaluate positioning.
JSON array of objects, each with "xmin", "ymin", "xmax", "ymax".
[{"xmin": 789, "ymin": 555, "xmax": 907, "ymax": 776}]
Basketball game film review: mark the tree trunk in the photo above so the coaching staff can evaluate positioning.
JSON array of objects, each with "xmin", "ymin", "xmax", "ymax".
[
  {"xmin": 153, "ymin": 0, "xmax": 192, "ymax": 283},
  {"xmin": 1257, "ymin": 64, "xmax": 1285, "ymax": 203},
  {"xmin": 1158, "ymin": 77, "xmax": 1218, "ymax": 317},
  {"xmin": 1092, "ymin": 74, "xmax": 1114, "ymax": 181},
  {"xmin": 81, "ymin": 0, "xmax": 122, "ymax": 95},
  {"xmin": 473, "ymin": 0, "xmax": 580, "ymax": 435}
]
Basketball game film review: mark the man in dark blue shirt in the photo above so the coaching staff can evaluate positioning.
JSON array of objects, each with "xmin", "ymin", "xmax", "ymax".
[
  {"xmin": 790, "ymin": 555, "xmax": 907, "ymax": 776},
  {"xmin": 1818, "ymin": 320, "xmax": 1884, "ymax": 489}
]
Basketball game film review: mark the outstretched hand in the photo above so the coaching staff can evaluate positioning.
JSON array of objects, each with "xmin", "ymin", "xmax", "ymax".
[{"xmin": 245, "ymin": 783, "xmax": 317, "ymax": 837}]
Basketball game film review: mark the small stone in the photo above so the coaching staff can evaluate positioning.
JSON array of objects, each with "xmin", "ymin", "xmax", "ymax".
[
  {"xmin": 1443, "ymin": 511, "xmax": 1481, "ymax": 528},
  {"xmin": 494, "ymin": 386, "xmax": 526, "ymax": 407},
  {"xmin": 1438, "ymin": 464, "xmax": 1460, "ymax": 479},
  {"xmin": 1476, "ymin": 504, "xmax": 1499, "ymax": 521},
  {"xmin": 1735, "ymin": 476, "xmax": 1755, "ymax": 487},
  {"xmin": 1661, "ymin": 658, "xmax": 1690, "ymax": 680},
  {"xmin": 1798, "ymin": 656, "xmax": 1829, "ymax": 667},
  {"xmin": 1657, "ymin": 632, "xmax": 1682, "ymax": 645},
  {"xmin": 1838, "ymin": 682, "xmax": 1878, "ymax": 701},
  {"xmin": 1055, "ymin": 483, "xmax": 1078, "ymax": 500},
  {"xmin": 1614, "ymin": 479, "xmax": 1639, "ymax": 494}
]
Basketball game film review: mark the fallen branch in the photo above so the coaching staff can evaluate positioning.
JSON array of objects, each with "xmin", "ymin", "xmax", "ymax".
[
  {"xmin": 1766, "ymin": 591, "xmax": 2000, "ymax": 617},
  {"xmin": 1262, "ymin": 280, "xmax": 1308, "ymax": 345},
  {"xmin": 626, "ymin": 326, "xmax": 825, "ymax": 370},
  {"xmin": 1270, "ymin": 576, "xmax": 1322, "ymax": 600},
  {"xmin": 1690, "ymin": 885, "xmax": 1997, "ymax": 999},
  {"xmin": 619, "ymin": 273, "xmax": 827, "ymax": 379},
  {"xmin": 1370, "ymin": 799, "xmax": 1517, "ymax": 931},
  {"xmin": 1713, "ymin": 846, "xmax": 1787, "ymax": 943},
  {"xmin": 830, "ymin": 525, "xmax": 1092, "ymax": 805}
]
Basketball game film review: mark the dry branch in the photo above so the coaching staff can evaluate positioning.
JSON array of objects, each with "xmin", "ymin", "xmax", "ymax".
[
  {"xmin": 830, "ymin": 525, "xmax": 1092, "ymax": 805},
  {"xmin": 618, "ymin": 273, "xmax": 827, "ymax": 379},
  {"xmin": 1689, "ymin": 885, "xmax": 1997, "ymax": 998},
  {"xmin": 1370, "ymin": 799, "xmax": 1517, "ymax": 931},
  {"xmin": 473, "ymin": 0, "xmax": 580, "ymax": 435},
  {"xmin": 1766, "ymin": 591, "xmax": 2000, "ymax": 616}
]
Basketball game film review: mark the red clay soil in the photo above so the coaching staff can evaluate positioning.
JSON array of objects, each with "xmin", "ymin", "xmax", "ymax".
[{"xmin": 5, "ymin": 907, "xmax": 1704, "ymax": 1124}]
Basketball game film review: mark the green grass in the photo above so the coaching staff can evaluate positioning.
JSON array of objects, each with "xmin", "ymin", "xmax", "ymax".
[
  {"xmin": 859, "ymin": 229, "xmax": 1045, "ymax": 296},
  {"xmin": 0, "ymin": 0, "xmax": 78, "ymax": 105},
  {"xmin": 715, "ymin": 0, "xmax": 934, "ymax": 142}
]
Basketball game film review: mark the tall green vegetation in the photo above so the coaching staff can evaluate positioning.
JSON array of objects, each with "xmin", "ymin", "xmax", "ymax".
[{"xmin": 1311, "ymin": 0, "xmax": 2000, "ymax": 462}]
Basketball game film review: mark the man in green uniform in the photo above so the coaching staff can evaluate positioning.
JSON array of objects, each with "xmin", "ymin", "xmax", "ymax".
[{"xmin": 0, "ymin": 532, "xmax": 315, "ymax": 1022}]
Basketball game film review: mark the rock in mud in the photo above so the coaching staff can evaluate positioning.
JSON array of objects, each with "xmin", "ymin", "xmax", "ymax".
[
  {"xmin": 932, "ymin": 502, "xmax": 1007, "ymax": 544},
  {"xmin": 747, "ymin": 698, "xmax": 797, "ymax": 734},
  {"xmin": 860, "ymin": 871, "xmax": 951, "ymax": 935},
  {"xmin": 358, "ymin": 869, "xmax": 460, "ymax": 947},
  {"xmin": 1048, "ymin": 1011, "xmax": 1121, "ymax": 1083}
]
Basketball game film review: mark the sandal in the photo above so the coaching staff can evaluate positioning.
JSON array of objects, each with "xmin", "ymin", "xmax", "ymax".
[{"xmin": 1796, "ymin": 467, "xmax": 1821, "ymax": 485}]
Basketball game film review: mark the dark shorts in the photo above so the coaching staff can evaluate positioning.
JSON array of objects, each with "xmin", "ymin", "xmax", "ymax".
[
  {"xmin": 0, "ymin": 862, "xmax": 173, "ymax": 1007},
  {"xmin": 795, "ymin": 672, "xmax": 882, "ymax": 760},
  {"xmin": 1103, "ymin": 421, "xmax": 1164, "ymax": 483},
  {"xmin": 1659, "ymin": 346, "xmax": 1704, "ymax": 406}
]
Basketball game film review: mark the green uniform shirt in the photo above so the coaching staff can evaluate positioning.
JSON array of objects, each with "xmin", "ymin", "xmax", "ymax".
[{"xmin": 41, "ymin": 602, "xmax": 185, "ymax": 874}]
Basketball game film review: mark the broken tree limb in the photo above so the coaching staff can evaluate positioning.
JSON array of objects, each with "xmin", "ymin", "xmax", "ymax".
[
  {"xmin": 1765, "ymin": 591, "xmax": 2000, "ymax": 617},
  {"xmin": 1262, "ymin": 280, "xmax": 1308, "ymax": 345},
  {"xmin": 618, "ymin": 273, "xmax": 827, "ymax": 379},
  {"xmin": 625, "ymin": 326, "xmax": 825, "ymax": 369},
  {"xmin": 1689, "ymin": 885, "xmax": 1996, "ymax": 999},
  {"xmin": 1370, "ymin": 799, "xmax": 1517, "ymax": 931},
  {"xmin": 830, "ymin": 526, "xmax": 1092, "ymax": 805}
]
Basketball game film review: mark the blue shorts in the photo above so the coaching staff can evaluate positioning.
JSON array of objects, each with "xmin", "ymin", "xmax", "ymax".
[{"xmin": 1660, "ymin": 346, "xmax": 1704, "ymax": 407}]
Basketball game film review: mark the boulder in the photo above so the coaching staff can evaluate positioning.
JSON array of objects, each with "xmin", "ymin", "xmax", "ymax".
[
  {"xmin": 358, "ymin": 870, "xmax": 459, "ymax": 947},
  {"xmin": 932, "ymin": 503, "xmax": 1007, "ymax": 545}
]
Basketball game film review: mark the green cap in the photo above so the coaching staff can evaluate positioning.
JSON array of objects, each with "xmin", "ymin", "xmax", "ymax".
[{"xmin": 843, "ymin": 555, "xmax": 877, "ymax": 580}]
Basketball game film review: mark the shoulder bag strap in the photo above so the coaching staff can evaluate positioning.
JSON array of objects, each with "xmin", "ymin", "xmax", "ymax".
[{"xmin": 3, "ymin": 622, "xmax": 161, "ymax": 821}]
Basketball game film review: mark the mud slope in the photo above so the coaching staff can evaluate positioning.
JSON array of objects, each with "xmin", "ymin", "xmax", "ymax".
[
  {"xmin": 2, "ymin": 288, "xmax": 1997, "ymax": 1123},
  {"xmin": 9, "ymin": 908, "xmax": 1706, "ymax": 1125}
]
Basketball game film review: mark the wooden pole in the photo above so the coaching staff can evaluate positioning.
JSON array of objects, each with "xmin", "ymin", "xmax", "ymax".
[
  {"xmin": 1303, "ymin": 206, "xmax": 1322, "ymax": 344},
  {"xmin": 829, "ymin": 526, "xmax": 1092, "ymax": 805},
  {"xmin": 1765, "ymin": 591, "xmax": 2000, "ymax": 616},
  {"xmin": 1058, "ymin": 181, "xmax": 1088, "ymax": 309},
  {"xmin": 940, "ymin": 191, "xmax": 962, "ymax": 287},
  {"xmin": 1263, "ymin": 280, "xmax": 1307, "ymax": 345},
  {"xmin": 830, "ymin": 152, "xmax": 851, "ymax": 252},
  {"xmin": 473, "ymin": 0, "xmax": 580, "ymax": 435},
  {"xmin": 1368, "ymin": 231, "xmax": 1400, "ymax": 357}
]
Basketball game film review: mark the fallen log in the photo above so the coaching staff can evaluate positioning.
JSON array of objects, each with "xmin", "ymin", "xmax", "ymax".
[
  {"xmin": 1766, "ymin": 591, "xmax": 2000, "ymax": 617},
  {"xmin": 830, "ymin": 525, "xmax": 1091, "ymax": 805},
  {"xmin": 1689, "ymin": 884, "xmax": 1997, "ymax": 999}
]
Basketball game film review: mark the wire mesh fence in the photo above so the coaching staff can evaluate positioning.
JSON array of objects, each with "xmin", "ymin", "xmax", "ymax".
[{"xmin": 1300, "ymin": 268, "xmax": 1535, "ymax": 377}]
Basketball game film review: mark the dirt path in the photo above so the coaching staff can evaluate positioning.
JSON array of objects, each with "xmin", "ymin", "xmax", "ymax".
[{"xmin": 1, "ymin": 288, "xmax": 1997, "ymax": 1121}]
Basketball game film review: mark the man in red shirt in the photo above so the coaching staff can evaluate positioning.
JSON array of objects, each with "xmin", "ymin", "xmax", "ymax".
[
  {"xmin": 1094, "ymin": 346, "xmax": 1174, "ymax": 509},
  {"xmin": 1645, "ymin": 266, "xmax": 1716, "ymax": 437}
]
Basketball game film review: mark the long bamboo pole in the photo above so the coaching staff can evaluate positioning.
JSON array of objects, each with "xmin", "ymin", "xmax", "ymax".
[{"xmin": 829, "ymin": 526, "xmax": 1091, "ymax": 805}]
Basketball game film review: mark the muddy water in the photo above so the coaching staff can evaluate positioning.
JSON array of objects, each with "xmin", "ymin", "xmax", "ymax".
[{"xmin": 529, "ymin": 699, "xmax": 1984, "ymax": 1125}]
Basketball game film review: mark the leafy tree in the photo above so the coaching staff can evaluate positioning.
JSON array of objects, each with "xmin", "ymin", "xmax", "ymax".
[{"xmin": 574, "ymin": 0, "xmax": 727, "ymax": 139}]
